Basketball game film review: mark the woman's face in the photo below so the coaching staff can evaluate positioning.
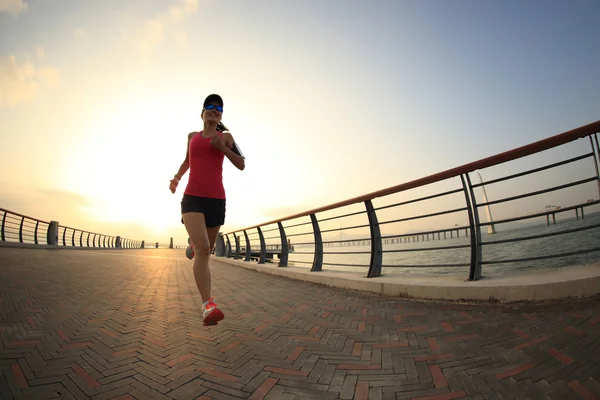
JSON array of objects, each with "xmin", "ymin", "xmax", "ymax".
[{"xmin": 202, "ymin": 103, "xmax": 223, "ymax": 123}]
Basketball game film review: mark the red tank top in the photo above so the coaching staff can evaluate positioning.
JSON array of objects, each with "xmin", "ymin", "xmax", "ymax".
[{"xmin": 184, "ymin": 131, "xmax": 226, "ymax": 199}]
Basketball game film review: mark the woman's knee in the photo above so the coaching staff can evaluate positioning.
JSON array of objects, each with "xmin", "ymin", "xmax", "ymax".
[{"xmin": 193, "ymin": 241, "xmax": 211, "ymax": 256}]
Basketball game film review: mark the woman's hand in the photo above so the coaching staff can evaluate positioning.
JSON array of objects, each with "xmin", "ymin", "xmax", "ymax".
[
  {"xmin": 169, "ymin": 179, "xmax": 178, "ymax": 194},
  {"xmin": 210, "ymin": 135, "xmax": 227, "ymax": 152}
]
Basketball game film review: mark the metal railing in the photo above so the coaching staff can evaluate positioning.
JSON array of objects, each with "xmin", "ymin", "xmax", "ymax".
[
  {"xmin": 0, "ymin": 207, "xmax": 172, "ymax": 250},
  {"xmin": 219, "ymin": 120, "xmax": 600, "ymax": 280}
]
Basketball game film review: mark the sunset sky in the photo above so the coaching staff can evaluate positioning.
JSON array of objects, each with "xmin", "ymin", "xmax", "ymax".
[{"xmin": 1, "ymin": 0, "xmax": 599, "ymax": 246}]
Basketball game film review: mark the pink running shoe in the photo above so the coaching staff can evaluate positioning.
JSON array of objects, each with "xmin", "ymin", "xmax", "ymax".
[{"xmin": 203, "ymin": 298, "xmax": 224, "ymax": 326}]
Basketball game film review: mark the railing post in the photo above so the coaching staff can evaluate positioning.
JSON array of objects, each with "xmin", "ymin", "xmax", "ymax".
[
  {"xmin": 462, "ymin": 174, "xmax": 482, "ymax": 280},
  {"xmin": 277, "ymin": 222, "xmax": 289, "ymax": 267},
  {"xmin": 365, "ymin": 200, "xmax": 383, "ymax": 278},
  {"xmin": 116, "ymin": 236, "xmax": 122, "ymax": 248},
  {"xmin": 215, "ymin": 234, "xmax": 226, "ymax": 256},
  {"xmin": 141, "ymin": 240, "xmax": 145, "ymax": 249},
  {"xmin": 0, "ymin": 211, "xmax": 5, "ymax": 241},
  {"xmin": 243, "ymin": 230, "xmax": 251, "ymax": 261},
  {"xmin": 169, "ymin": 237, "xmax": 174, "ymax": 249},
  {"xmin": 225, "ymin": 235, "xmax": 232, "ymax": 258},
  {"xmin": 257, "ymin": 226, "xmax": 266, "ymax": 264},
  {"xmin": 233, "ymin": 233, "xmax": 240, "ymax": 259},
  {"xmin": 46, "ymin": 221, "xmax": 59, "ymax": 246},
  {"xmin": 310, "ymin": 213, "xmax": 323, "ymax": 272}
]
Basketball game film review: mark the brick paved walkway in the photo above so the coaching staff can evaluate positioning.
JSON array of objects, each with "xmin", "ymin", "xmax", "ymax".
[{"xmin": 0, "ymin": 248, "xmax": 599, "ymax": 400}]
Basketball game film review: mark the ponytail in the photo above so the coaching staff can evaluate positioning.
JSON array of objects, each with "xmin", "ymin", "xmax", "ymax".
[{"xmin": 216, "ymin": 122, "xmax": 230, "ymax": 133}]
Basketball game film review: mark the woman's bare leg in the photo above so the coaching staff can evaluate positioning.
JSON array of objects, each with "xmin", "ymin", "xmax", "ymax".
[
  {"xmin": 182, "ymin": 212, "xmax": 212, "ymax": 303},
  {"xmin": 207, "ymin": 226, "xmax": 221, "ymax": 253}
]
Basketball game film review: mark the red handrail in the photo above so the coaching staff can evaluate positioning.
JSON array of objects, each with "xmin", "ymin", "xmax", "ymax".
[{"xmin": 225, "ymin": 120, "xmax": 600, "ymax": 234}]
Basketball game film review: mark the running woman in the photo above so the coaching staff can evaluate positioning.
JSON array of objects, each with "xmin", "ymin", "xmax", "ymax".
[{"xmin": 169, "ymin": 94, "xmax": 245, "ymax": 326}]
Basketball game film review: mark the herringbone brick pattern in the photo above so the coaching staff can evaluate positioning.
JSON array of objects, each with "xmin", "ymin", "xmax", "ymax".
[{"xmin": 0, "ymin": 248, "xmax": 599, "ymax": 400}]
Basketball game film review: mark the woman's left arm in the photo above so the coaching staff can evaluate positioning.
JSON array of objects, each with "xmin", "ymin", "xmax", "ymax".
[{"xmin": 222, "ymin": 132, "xmax": 245, "ymax": 171}]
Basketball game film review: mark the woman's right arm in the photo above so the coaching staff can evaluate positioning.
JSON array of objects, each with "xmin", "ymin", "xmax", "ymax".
[{"xmin": 170, "ymin": 133, "xmax": 193, "ymax": 193}]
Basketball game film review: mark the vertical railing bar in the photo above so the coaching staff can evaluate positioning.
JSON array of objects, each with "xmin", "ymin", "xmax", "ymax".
[
  {"xmin": 79, "ymin": 231, "xmax": 83, "ymax": 247},
  {"xmin": 257, "ymin": 226, "xmax": 266, "ymax": 264},
  {"xmin": 1, "ymin": 211, "xmax": 6, "ymax": 241},
  {"xmin": 277, "ymin": 222, "xmax": 289, "ymax": 267},
  {"xmin": 461, "ymin": 174, "xmax": 481, "ymax": 281},
  {"xmin": 243, "ymin": 230, "xmax": 251, "ymax": 261},
  {"xmin": 310, "ymin": 214, "xmax": 323, "ymax": 272},
  {"xmin": 591, "ymin": 134, "xmax": 600, "ymax": 199},
  {"xmin": 34, "ymin": 221, "xmax": 39, "ymax": 245},
  {"xmin": 19, "ymin": 216, "xmax": 24, "ymax": 243},
  {"xmin": 62, "ymin": 227, "xmax": 66, "ymax": 246},
  {"xmin": 233, "ymin": 233, "xmax": 240, "ymax": 259},
  {"xmin": 225, "ymin": 235, "xmax": 232, "ymax": 258},
  {"xmin": 365, "ymin": 199, "xmax": 383, "ymax": 278}
]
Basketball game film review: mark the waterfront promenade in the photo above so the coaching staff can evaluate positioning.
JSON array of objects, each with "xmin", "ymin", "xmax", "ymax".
[{"xmin": 1, "ymin": 247, "xmax": 599, "ymax": 400}]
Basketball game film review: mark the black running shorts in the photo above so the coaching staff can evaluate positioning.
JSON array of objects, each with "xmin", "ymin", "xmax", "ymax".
[{"xmin": 181, "ymin": 195, "xmax": 226, "ymax": 228}]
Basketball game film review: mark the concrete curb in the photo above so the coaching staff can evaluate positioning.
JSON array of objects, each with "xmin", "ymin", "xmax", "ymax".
[
  {"xmin": 213, "ymin": 257, "xmax": 600, "ymax": 303},
  {"xmin": 0, "ymin": 242, "xmax": 145, "ymax": 251}
]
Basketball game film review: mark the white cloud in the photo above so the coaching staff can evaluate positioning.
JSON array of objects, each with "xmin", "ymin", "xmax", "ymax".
[
  {"xmin": 182, "ymin": 0, "xmax": 199, "ymax": 17},
  {"xmin": 171, "ymin": 30, "xmax": 188, "ymax": 47},
  {"xmin": 0, "ymin": 55, "xmax": 59, "ymax": 107},
  {"xmin": 140, "ymin": 20, "xmax": 165, "ymax": 57},
  {"xmin": 74, "ymin": 27, "xmax": 88, "ymax": 41},
  {"xmin": 34, "ymin": 46, "xmax": 45, "ymax": 59},
  {"xmin": 0, "ymin": 0, "xmax": 27, "ymax": 16},
  {"xmin": 169, "ymin": 0, "xmax": 198, "ymax": 20},
  {"xmin": 120, "ymin": 0, "xmax": 199, "ymax": 58}
]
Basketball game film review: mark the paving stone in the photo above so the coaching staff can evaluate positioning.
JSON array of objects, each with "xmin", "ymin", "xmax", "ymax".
[{"xmin": 0, "ymin": 248, "xmax": 598, "ymax": 399}]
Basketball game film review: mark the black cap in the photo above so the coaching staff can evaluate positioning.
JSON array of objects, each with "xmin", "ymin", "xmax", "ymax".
[{"xmin": 203, "ymin": 94, "xmax": 223, "ymax": 108}]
